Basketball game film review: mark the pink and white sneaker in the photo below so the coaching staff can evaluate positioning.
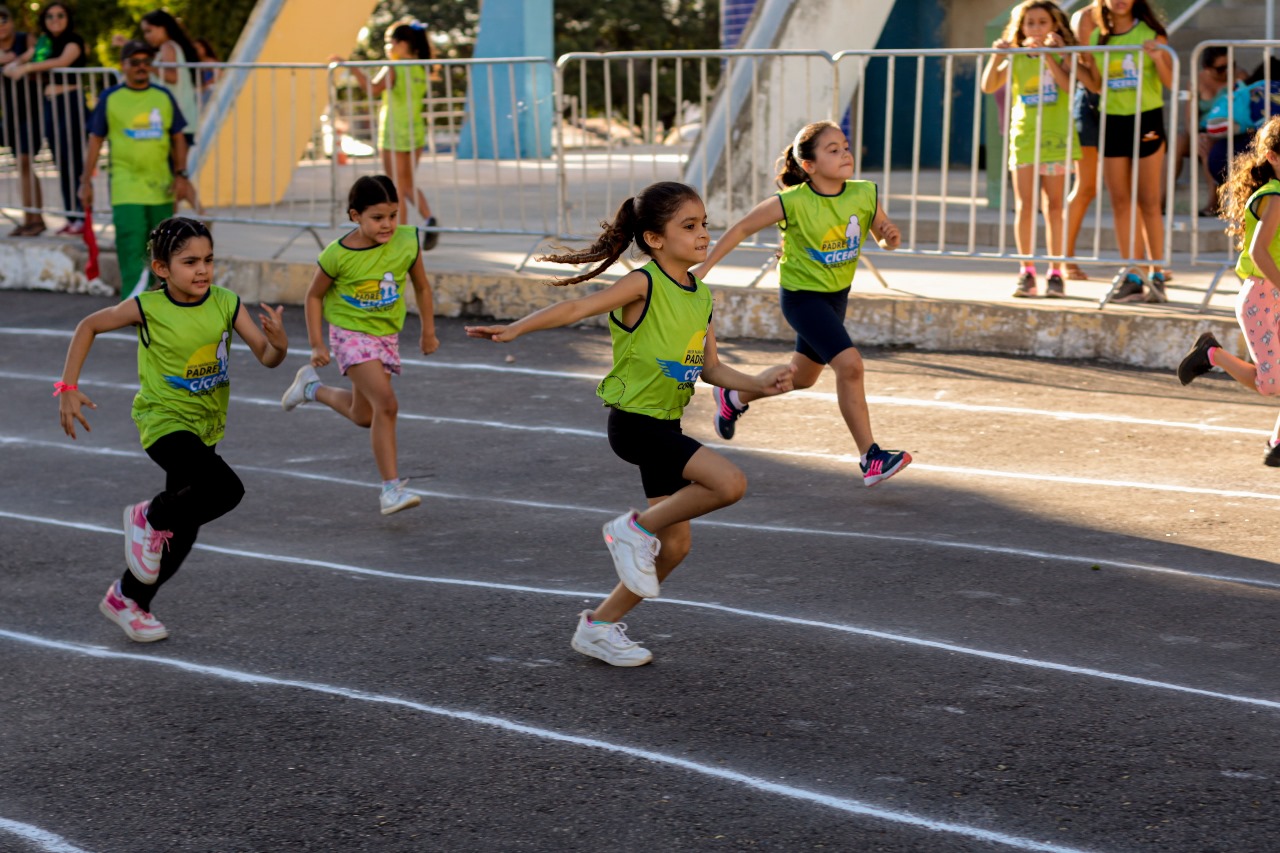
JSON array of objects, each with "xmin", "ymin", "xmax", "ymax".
[
  {"xmin": 124, "ymin": 500, "xmax": 172, "ymax": 584},
  {"xmin": 98, "ymin": 581, "xmax": 168, "ymax": 642}
]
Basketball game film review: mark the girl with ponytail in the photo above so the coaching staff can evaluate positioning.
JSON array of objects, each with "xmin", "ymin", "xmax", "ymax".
[
  {"xmin": 693, "ymin": 120, "xmax": 911, "ymax": 488},
  {"xmin": 466, "ymin": 181, "xmax": 794, "ymax": 667}
]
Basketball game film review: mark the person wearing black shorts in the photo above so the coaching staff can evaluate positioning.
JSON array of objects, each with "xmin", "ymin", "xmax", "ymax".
[{"xmin": 0, "ymin": 6, "xmax": 44, "ymax": 235}]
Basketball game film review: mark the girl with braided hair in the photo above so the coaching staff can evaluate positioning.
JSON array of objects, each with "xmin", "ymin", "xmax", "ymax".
[
  {"xmin": 56, "ymin": 217, "xmax": 289, "ymax": 642},
  {"xmin": 466, "ymin": 181, "xmax": 794, "ymax": 667}
]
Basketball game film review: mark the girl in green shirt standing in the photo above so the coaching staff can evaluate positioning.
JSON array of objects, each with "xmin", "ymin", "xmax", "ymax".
[
  {"xmin": 691, "ymin": 121, "xmax": 910, "ymax": 488},
  {"xmin": 466, "ymin": 181, "xmax": 794, "ymax": 667},
  {"xmin": 981, "ymin": 0, "xmax": 1079, "ymax": 298},
  {"xmin": 55, "ymin": 218, "xmax": 289, "ymax": 643},
  {"xmin": 1077, "ymin": 0, "xmax": 1175, "ymax": 302}
]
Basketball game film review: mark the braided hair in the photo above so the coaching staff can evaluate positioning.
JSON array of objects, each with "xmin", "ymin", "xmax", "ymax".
[{"xmin": 147, "ymin": 217, "xmax": 213, "ymax": 273}]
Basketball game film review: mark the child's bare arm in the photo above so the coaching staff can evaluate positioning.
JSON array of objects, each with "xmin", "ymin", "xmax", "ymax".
[
  {"xmin": 305, "ymin": 267, "xmax": 333, "ymax": 367},
  {"xmin": 408, "ymin": 253, "xmax": 438, "ymax": 355},
  {"xmin": 691, "ymin": 196, "xmax": 786, "ymax": 280},
  {"xmin": 58, "ymin": 301, "xmax": 143, "ymax": 439},
  {"xmin": 1249, "ymin": 197, "xmax": 1280, "ymax": 286},
  {"xmin": 465, "ymin": 271, "xmax": 649, "ymax": 343},
  {"xmin": 870, "ymin": 205, "xmax": 900, "ymax": 250},
  {"xmin": 233, "ymin": 302, "xmax": 288, "ymax": 367},
  {"xmin": 700, "ymin": 325, "xmax": 795, "ymax": 396}
]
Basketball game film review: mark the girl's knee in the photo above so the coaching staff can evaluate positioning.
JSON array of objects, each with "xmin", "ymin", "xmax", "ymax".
[
  {"xmin": 832, "ymin": 348, "xmax": 865, "ymax": 381},
  {"xmin": 719, "ymin": 468, "xmax": 748, "ymax": 505}
]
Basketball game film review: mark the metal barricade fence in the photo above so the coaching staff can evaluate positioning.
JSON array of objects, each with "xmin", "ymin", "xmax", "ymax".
[
  {"xmin": 0, "ymin": 66, "xmax": 118, "ymax": 229},
  {"xmin": 329, "ymin": 56, "xmax": 557, "ymax": 250},
  {"xmin": 1189, "ymin": 40, "xmax": 1278, "ymax": 312}
]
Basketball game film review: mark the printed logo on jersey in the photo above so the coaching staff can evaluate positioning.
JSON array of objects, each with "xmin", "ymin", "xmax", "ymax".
[
  {"xmin": 803, "ymin": 214, "xmax": 862, "ymax": 266},
  {"xmin": 1105, "ymin": 53, "xmax": 1140, "ymax": 90},
  {"xmin": 1019, "ymin": 66, "xmax": 1059, "ymax": 106},
  {"xmin": 655, "ymin": 329, "xmax": 707, "ymax": 390},
  {"xmin": 124, "ymin": 106, "xmax": 166, "ymax": 140},
  {"xmin": 340, "ymin": 272, "xmax": 401, "ymax": 311},
  {"xmin": 163, "ymin": 331, "xmax": 230, "ymax": 395}
]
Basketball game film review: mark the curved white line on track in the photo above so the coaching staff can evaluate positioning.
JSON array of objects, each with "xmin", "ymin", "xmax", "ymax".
[
  {"xmin": 0, "ymin": 818, "xmax": 93, "ymax": 853},
  {"xmin": 3, "ymin": 507, "xmax": 1280, "ymax": 713},
  {"xmin": 4, "ymin": 372, "xmax": 1279, "ymax": 502},
  {"xmin": 0, "ymin": 628, "xmax": 1096, "ymax": 853},
  {"xmin": 3, "ymin": 434, "xmax": 1279, "ymax": 591},
  {"xmin": 7, "ymin": 327, "xmax": 1267, "ymax": 437}
]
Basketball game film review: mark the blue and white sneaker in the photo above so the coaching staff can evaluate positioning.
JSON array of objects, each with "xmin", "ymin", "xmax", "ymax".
[
  {"xmin": 713, "ymin": 386, "xmax": 749, "ymax": 440},
  {"xmin": 860, "ymin": 443, "xmax": 912, "ymax": 487}
]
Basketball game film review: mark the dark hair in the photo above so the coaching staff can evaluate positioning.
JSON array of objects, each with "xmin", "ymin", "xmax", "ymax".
[
  {"xmin": 1247, "ymin": 58, "xmax": 1280, "ymax": 86},
  {"xmin": 1201, "ymin": 46, "xmax": 1228, "ymax": 69},
  {"xmin": 347, "ymin": 174, "xmax": 398, "ymax": 214},
  {"xmin": 148, "ymin": 217, "xmax": 213, "ymax": 266},
  {"xmin": 193, "ymin": 37, "xmax": 218, "ymax": 61},
  {"xmin": 1003, "ymin": 0, "xmax": 1077, "ymax": 47},
  {"xmin": 775, "ymin": 121, "xmax": 842, "ymax": 188},
  {"xmin": 1220, "ymin": 116, "xmax": 1280, "ymax": 251},
  {"xmin": 1093, "ymin": 0, "xmax": 1167, "ymax": 43},
  {"xmin": 38, "ymin": 2, "xmax": 75, "ymax": 39},
  {"xmin": 387, "ymin": 18, "xmax": 432, "ymax": 60},
  {"xmin": 141, "ymin": 10, "xmax": 199, "ymax": 90},
  {"xmin": 537, "ymin": 181, "xmax": 702, "ymax": 286}
]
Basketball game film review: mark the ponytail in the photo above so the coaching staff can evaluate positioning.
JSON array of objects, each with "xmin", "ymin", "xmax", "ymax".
[
  {"xmin": 775, "ymin": 120, "xmax": 841, "ymax": 189},
  {"xmin": 774, "ymin": 145, "xmax": 810, "ymax": 188}
]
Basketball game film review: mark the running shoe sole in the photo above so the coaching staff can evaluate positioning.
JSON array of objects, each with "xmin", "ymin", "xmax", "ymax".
[
  {"xmin": 570, "ymin": 636, "xmax": 653, "ymax": 667},
  {"xmin": 98, "ymin": 598, "xmax": 169, "ymax": 642}
]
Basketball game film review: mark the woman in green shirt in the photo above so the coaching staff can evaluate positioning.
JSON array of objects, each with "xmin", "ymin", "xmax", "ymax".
[{"xmin": 56, "ymin": 218, "xmax": 289, "ymax": 643}]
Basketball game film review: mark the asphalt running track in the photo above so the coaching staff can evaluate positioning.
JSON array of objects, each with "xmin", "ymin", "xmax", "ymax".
[{"xmin": 2, "ymin": 290, "xmax": 1278, "ymax": 853}]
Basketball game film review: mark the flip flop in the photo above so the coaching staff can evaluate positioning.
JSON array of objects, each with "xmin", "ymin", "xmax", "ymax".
[{"xmin": 1065, "ymin": 264, "xmax": 1089, "ymax": 281}]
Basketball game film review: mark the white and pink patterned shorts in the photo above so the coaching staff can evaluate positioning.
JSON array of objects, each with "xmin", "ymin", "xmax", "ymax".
[{"xmin": 329, "ymin": 326, "xmax": 402, "ymax": 376}]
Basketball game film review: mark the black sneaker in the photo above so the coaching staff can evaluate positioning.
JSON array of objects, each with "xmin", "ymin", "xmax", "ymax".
[
  {"xmin": 1013, "ymin": 271, "xmax": 1036, "ymax": 298},
  {"xmin": 1176, "ymin": 332, "xmax": 1221, "ymax": 386},
  {"xmin": 1266, "ymin": 442, "xmax": 1280, "ymax": 468},
  {"xmin": 1146, "ymin": 270, "xmax": 1169, "ymax": 303},
  {"xmin": 421, "ymin": 216, "xmax": 440, "ymax": 251},
  {"xmin": 860, "ymin": 443, "xmax": 912, "ymax": 487},
  {"xmin": 1045, "ymin": 272, "xmax": 1065, "ymax": 298},
  {"xmin": 1114, "ymin": 272, "xmax": 1146, "ymax": 303},
  {"xmin": 713, "ymin": 385, "xmax": 748, "ymax": 440}
]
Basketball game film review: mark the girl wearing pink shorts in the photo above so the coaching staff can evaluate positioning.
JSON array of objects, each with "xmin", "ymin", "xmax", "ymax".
[
  {"xmin": 281, "ymin": 175, "xmax": 439, "ymax": 513},
  {"xmin": 1178, "ymin": 117, "xmax": 1280, "ymax": 467}
]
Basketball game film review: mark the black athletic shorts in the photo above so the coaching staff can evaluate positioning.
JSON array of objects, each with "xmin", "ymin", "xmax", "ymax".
[
  {"xmin": 1101, "ymin": 107, "xmax": 1166, "ymax": 159},
  {"xmin": 607, "ymin": 408, "xmax": 702, "ymax": 498},
  {"xmin": 1073, "ymin": 87, "xmax": 1100, "ymax": 149},
  {"xmin": 780, "ymin": 285, "xmax": 855, "ymax": 365}
]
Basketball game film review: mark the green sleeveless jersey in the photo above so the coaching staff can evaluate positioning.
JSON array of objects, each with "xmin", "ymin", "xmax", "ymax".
[
  {"xmin": 1009, "ymin": 54, "xmax": 1077, "ymax": 167},
  {"xmin": 1090, "ymin": 22, "xmax": 1164, "ymax": 115},
  {"xmin": 132, "ymin": 285, "xmax": 240, "ymax": 449},
  {"xmin": 1237, "ymin": 179, "xmax": 1280, "ymax": 280},
  {"xmin": 777, "ymin": 180, "xmax": 878, "ymax": 293},
  {"xmin": 379, "ymin": 65, "xmax": 428, "ymax": 153},
  {"xmin": 597, "ymin": 260, "xmax": 713, "ymax": 420},
  {"xmin": 318, "ymin": 225, "xmax": 419, "ymax": 337}
]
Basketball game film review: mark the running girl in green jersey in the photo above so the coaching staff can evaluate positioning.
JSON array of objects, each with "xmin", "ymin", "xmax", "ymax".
[
  {"xmin": 334, "ymin": 18, "xmax": 438, "ymax": 250},
  {"xmin": 281, "ymin": 175, "xmax": 438, "ymax": 516},
  {"xmin": 1178, "ymin": 118, "xmax": 1280, "ymax": 467},
  {"xmin": 981, "ymin": 0, "xmax": 1079, "ymax": 298},
  {"xmin": 465, "ymin": 181, "xmax": 794, "ymax": 667},
  {"xmin": 56, "ymin": 217, "xmax": 289, "ymax": 643},
  {"xmin": 692, "ymin": 120, "xmax": 911, "ymax": 488}
]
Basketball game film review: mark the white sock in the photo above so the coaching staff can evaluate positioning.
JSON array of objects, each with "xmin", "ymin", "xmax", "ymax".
[
  {"xmin": 728, "ymin": 390, "xmax": 743, "ymax": 409},
  {"xmin": 381, "ymin": 479, "xmax": 400, "ymax": 492}
]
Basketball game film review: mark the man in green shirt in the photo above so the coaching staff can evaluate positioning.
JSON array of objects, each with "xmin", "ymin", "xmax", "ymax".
[{"xmin": 80, "ymin": 39, "xmax": 196, "ymax": 300}]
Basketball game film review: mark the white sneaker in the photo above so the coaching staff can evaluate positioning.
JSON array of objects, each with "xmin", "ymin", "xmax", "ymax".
[
  {"xmin": 570, "ymin": 610, "xmax": 652, "ymax": 666},
  {"xmin": 602, "ymin": 510, "xmax": 661, "ymax": 598},
  {"xmin": 380, "ymin": 480, "xmax": 422, "ymax": 515},
  {"xmin": 281, "ymin": 364, "xmax": 320, "ymax": 411},
  {"xmin": 99, "ymin": 581, "xmax": 168, "ymax": 642}
]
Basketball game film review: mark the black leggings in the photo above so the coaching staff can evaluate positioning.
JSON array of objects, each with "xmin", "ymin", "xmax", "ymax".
[
  {"xmin": 119, "ymin": 430, "xmax": 244, "ymax": 610},
  {"xmin": 43, "ymin": 92, "xmax": 84, "ymax": 220}
]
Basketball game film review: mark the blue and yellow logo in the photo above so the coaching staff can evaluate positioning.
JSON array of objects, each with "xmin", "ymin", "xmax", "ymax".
[
  {"xmin": 656, "ymin": 329, "xmax": 706, "ymax": 390},
  {"xmin": 804, "ymin": 214, "xmax": 862, "ymax": 266},
  {"xmin": 163, "ymin": 332, "xmax": 230, "ymax": 395},
  {"xmin": 340, "ymin": 272, "xmax": 400, "ymax": 311},
  {"xmin": 124, "ymin": 106, "xmax": 166, "ymax": 140}
]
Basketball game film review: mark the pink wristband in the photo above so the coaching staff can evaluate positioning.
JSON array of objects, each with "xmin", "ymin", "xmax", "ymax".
[{"xmin": 52, "ymin": 381, "xmax": 77, "ymax": 397}]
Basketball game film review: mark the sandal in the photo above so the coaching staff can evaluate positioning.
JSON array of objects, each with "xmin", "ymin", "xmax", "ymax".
[{"xmin": 1065, "ymin": 264, "xmax": 1089, "ymax": 281}]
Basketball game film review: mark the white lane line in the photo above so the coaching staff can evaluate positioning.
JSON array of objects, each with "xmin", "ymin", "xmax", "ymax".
[
  {"xmin": 0, "ymin": 629, "xmax": 1096, "ymax": 853},
  {"xmin": 4, "ymin": 507, "xmax": 1280, "ymax": 713},
  {"xmin": 4, "ymin": 371, "xmax": 1279, "ymax": 502},
  {"xmin": 0, "ymin": 818, "xmax": 93, "ymax": 853},
  {"xmin": 7, "ymin": 326, "xmax": 1266, "ymax": 437},
  {"xmin": 4, "ymin": 434, "xmax": 1279, "ymax": 591}
]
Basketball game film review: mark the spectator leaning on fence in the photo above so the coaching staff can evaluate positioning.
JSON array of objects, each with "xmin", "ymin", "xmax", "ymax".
[
  {"xmin": 1076, "ymin": 0, "xmax": 1174, "ymax": 305},
  {"xmin": 3, "ymin": 1, "xmax": 87, "ymax": 234},
  {"xmin": 981, "ymin": 0, "xmax": 1079, "ymax": 299},
  {"xmin": 80, "ymin": 39, "xmax": 196, "ymax": 301},
  {"xmin": 0, "ymin": 4, "xmax": 44, "ymax": 236}
]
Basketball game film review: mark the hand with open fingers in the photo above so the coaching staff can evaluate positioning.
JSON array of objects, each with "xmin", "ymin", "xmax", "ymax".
[
  {"xmin": 465, "ymin": 324, "xmax": 517, "ymax": 343},
  {"xmin": 311, "ymin": 344, "xmax": 331, "ymax": 368},
  {"xmin": 59, "ymin": 389, "xmax": 96, "ymax": 439},
  {"xmin": 258, "ymin": 303, "xmax": 287, "ymax": 350},
  {"xmin": 420, "ymin": 330, "xmax": 439, "ymax": 355},
  {"xmin": 756, "ymin": 363, "xmax": 796, "ymax": 397},
  {"xmin": 877, "ymin": 221, "xmax": 901, "ymax": 250}
]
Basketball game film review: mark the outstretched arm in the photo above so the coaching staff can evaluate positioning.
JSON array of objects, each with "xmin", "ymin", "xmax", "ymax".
[
  {"xmin": 465, "ymin": 270, "xmax": 650, "ymax": 342},
  {"xmin": 233, "ymin": 302, "xmax": 288, "ymax": 367},
  {"xmin": 700, "ymin": 324, "xmax": 795, "ymax": 396},
  {"xmin": 690, "ymin": 196, "xmax": 786, "ymax": 281},
  {"xmin": 58, "ymin": 300, "xmax": 143, "ymax": 439}
]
